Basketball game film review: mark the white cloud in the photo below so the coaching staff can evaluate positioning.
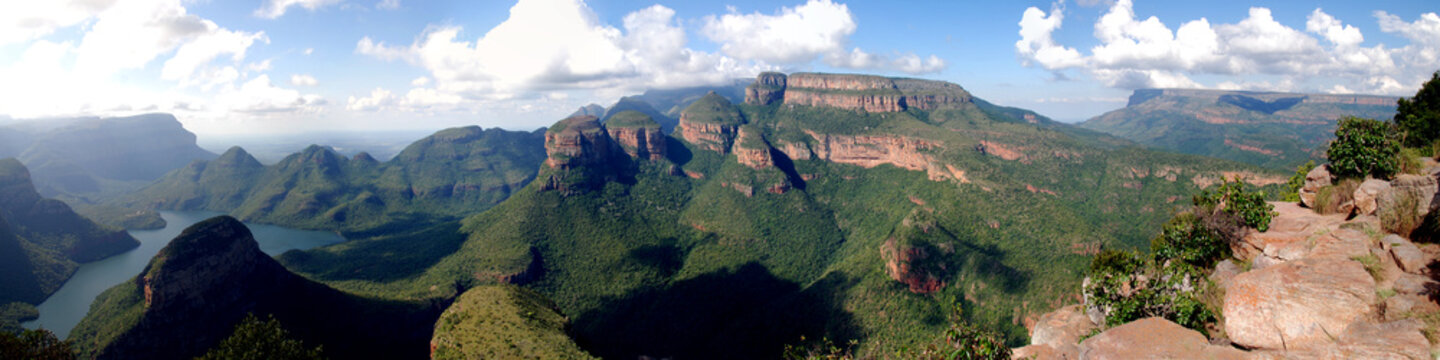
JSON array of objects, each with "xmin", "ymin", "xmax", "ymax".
[
  {"xmin": 347, "ymin": 88, "xmax": 397, "ymax": 111},
  {"xmin": 377, "ymin": 0, "xmax": 399, "ymax": 10},
  {"xmin": 303, "ymin": 47, "xmax": 314, "ymax": 55},
  {"xmin": 0, "ymin": 1, "xmax": 111, "ymax": 45},
  {"xmin": 701, "ymin": 0, "xmax": 854, "ymax": 64},
  {"xmin": 218, "ymin": 74, "xmax": 324, "ymax": 113},
  {"xmin": 290, "ymin": 74, "xmax": 318, "ymax": 86},
  {"xmin": 1015, "ymin": 0, "xmax": 1440, "ymax": 94},
  {"xmin": 255, "ymin": 0, "xmax": 342, "ymax": 19}
]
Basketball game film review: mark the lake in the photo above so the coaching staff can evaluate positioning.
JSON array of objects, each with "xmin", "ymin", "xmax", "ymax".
[{"xmin": 20, "ymin": 211, "xmax": 345, "ymax": 339}]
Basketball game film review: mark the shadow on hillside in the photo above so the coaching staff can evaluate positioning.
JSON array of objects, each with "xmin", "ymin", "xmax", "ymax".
[
  {"xmin": 278, "ymin": 221, "xmax": 466, "ymax": 283},
  {"xmin": 571, "ymin": 262, "xmax": 863, "ymax": 360},
  {"xmin": 664, "ymin": 137, "xmax": 694, "ymax": 167},
  {"xmin": 952, "ymin": 239, "xmax": 1031, "ymax": 295}
]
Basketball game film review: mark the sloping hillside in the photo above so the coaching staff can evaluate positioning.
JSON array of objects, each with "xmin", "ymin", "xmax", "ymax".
[{"xmin": 1081, "ymin": 88, "xmax": 1398, "ymax": 169}]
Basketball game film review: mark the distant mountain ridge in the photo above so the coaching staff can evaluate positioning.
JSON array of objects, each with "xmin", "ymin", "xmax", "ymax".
[
  {"xmin": 0, "ymin": 159, "xmax": 137, "ymax": 330},
  {"xmin": 124, "ymin": 126, "xmax": 547, "ymax": 234},
  {"xmin": 8, "ymin": 113, "xmax": 217, "ymax": 195},
  {"xmin": 1080, "ymin": 88, "xmax": 1399, "ymax": 169}
]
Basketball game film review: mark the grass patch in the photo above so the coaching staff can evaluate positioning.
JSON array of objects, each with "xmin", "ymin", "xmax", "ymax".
[
  {"xmin": 1351, "ymin": 254, "xmax": 1385, "ymax": 282},
  {"xmin": 1313, "ymin": 179, "xmax": 1360, "ymax": 215}
]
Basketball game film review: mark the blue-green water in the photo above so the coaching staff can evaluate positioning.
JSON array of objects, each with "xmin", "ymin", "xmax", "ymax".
[{"xmin": 20, "ymin": 211, "xmax": 344, "ymax": 339}]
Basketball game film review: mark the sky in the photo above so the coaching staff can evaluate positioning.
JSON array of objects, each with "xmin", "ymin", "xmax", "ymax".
[{"xmin": 0, "ymin": 0, "xmax": 1436, "ymax": 136}]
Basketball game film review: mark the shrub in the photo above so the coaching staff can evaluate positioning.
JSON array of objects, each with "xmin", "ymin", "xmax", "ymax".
[
  {"xmin": 1193, "ymin": 177, "xmax": 1276, "ymax": 232},
  {"xmin": 909, "ymin": 306, "xmax": 1012, "ymax": 360},
  {"xmin": 197, "ymin": 314, "xmax": 324, "ymax": 360},
  {"xmin": 1150, "ymin": 213, "xmax": 1229, "ymax": 267},
  {"xmin": 1083, "ymin": 259, "xmax": 1216, "ymax": 333},
  {"xmin": 1326, "ymin": 116, "xmax": 1399, "ymax": 179},
  {"xmin": 1399, "ymin": 147, "xmax": 1426, "ymax": 175},
  {"xmin": 1395, "ymin": 70, "xmax": 1440, "ymax": 148},
  {"xmin": 0, "ymin": 328, "xmax": 74, "ymax": 360},
  {"xmin": 1281, "ymin": 161, "xmax": 1315, "ymax": 202}
]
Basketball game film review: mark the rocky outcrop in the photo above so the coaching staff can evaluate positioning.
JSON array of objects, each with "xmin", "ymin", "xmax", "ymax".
[
  {"xmin": 742, "ymin": 72, "xmax": 970, "ymax": 113},
  {"xmin": 734, "ymin": 126, "xmax": 773, "ymax": 169},
  {"xmin": 604, "ymin": 111, "xmax": 667, "ymax": 161},
  {"xmin": 1077, "ymin": 317, "xmax": 1251, "ymax": 359},
  {"xmin": 544, "ymin": 115, "xmax": 615, "ymax": 170},
  {"xmin": 744, "ymin": 72, "xmax": 787, "ymax": 106},
  {"xmin": 1298, "ymin": 165, "xmax": 1332, "ymax": 208},
  {"xmin": 1012, "ymin": 305, "xmax": 1095, "ymax": 359},
  {"xmin": 1223, "ymin": 257, "xmax": 1376, "ymax": 350},
  {"xmin": 1377, "ymin": 173, "xmax": 1440, "ymax": 228},
  {"xmin": 804, "ymin": 130, "xmax": 962, "ymax": 182},
  {"xmin": 678, "ymin": 93, "xmax": 745, "ymax": 153},
  {"xmin": 880, "ymin": 238, "xmax": 944, "ymax": 294},
  {"xmin": 1352, "ymin": 178, "xmax": 1390, "ymax": 215}
]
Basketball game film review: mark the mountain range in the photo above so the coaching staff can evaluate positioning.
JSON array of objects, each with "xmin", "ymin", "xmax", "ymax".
[
  {"xmin": 66, "ymin": 72, "xmax": 1286, "ymax": 358},
  {"xmin": 1080, "ymin": 88, "xmax": 1399, "ymax": 169}
]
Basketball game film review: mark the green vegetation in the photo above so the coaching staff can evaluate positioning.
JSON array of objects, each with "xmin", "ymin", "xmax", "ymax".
[
  {"xmin": 67, "ymin": 203, "xmax": 165, "ymax": 230},
  {"xmin": 1192, "ymin": 177, "xmax": 1275, "ymax": 232},
  {"xmin": 681, "ymin": 92, "xmax": 745, "ymax": 125},
  {"xmin": 0, "ymin": 159, "xmax": 138, "ymax": 308},
  {"xmin": 0, "ymin": 303, "xmax": 38, "ymax": 334},
  {"xmin": 431, "ymin": 285, "xmax": 595, "ymax": 359},
  {"xmin": 605, "ymin": 110, "xmax": 661, "ymax": 129},
  {"xmin": 1351, "ymin": 254, "xmax": 1385, "ymax": 282},
  {"xmin": 1081, "ymin": 89, "xmax": 1397, "ymax": 170},
  {"xmin": 1326, "ymin": 116, "xmax": 1399, "ymax": 179},
  {"xmin": 1312, "ymin": 179, "xmax": 1361, "ymax": 214},
  {"xmin": 0, "ymin": 328, "xmax": 73, "ymax": 360},
  {"xmin": 1084, "ymin": 182, "xmax": 1270, "ymax": 334},
  {"xmin": 125, "ymin": 126, "xmax": 547, "ymax": 235},
  {"xmin": 198, "ymin": 314, "xmax": 325, "ymax": 360},
  {"xmin": 906, "ymin": 307, "xmax": 1012, "ymax": 360},
  {"xmin": 1395, "ymin": 71, "xmax": 1440, "ymax": 148}
]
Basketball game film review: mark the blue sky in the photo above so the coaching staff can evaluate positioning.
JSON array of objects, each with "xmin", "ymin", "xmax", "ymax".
[{"xmin": 0, "ymin": 0, "xmax": 1436, "ymax": 135}]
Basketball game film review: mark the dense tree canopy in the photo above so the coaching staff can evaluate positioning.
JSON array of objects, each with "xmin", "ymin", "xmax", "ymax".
[
  {"xmin": 1327, "ymin": 116, "xmax": 1399, "ymax": 179},
  {"xmin": 1396, "ymin": 71, "xmax": 1440, "ymax": 147}
]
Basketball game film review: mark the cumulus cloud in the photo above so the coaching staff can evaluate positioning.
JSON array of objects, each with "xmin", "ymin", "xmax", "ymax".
[
  {"xmin": 219, "ymin": 74, "xmax": 325, "ymax": 113},
  {"xmin": 290, "ymin": 74, "xmax": 318, "ymax": 86},
  {"xmin": 1015, "ymin": 0, "xmax": 1440, "ymax": 94},
  {"xmin": 255, "ymin": 0, "xmax": 342, "ymax": 19},
  {"xmin": 702, "ymin": 0, "xmax": 944, "ymax": 74},
  {"xmin": 0, "ymin": 1, "xmax": 110, "ymax": 45}
]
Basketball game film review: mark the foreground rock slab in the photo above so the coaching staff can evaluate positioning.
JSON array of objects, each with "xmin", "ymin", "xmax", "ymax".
[
  {"xmin": 1223, "ymin": 258, "xmax": 1376, "ymax": 350},
  {"xmin": 1077, "ymin": 317, "xmax": 1249, "ymax": 360}
]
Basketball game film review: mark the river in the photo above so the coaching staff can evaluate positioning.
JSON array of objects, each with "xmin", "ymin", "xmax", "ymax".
[{"xmin": 20, "ymin": 211, "xmax": 344, "ymax": 339}]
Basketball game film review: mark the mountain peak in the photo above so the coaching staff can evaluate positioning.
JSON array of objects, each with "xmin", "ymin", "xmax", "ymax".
[{"xmin": 140, "ymin": 216, "xmax": 274, "ymax": 311}]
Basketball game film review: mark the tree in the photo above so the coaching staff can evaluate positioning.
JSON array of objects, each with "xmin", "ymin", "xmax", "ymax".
[
  {"xmin": 197, "ymin": 314, "xmax": 325, "ymax": 360},
  {"xmin": 0, "ymin": 328, "xmax": 75, "ymax": 360},
  {"xmin": 1395, "ymin": 70, "xmax": 1440, "ymax": 148},
  {"xmin": 1327, "ymin": 116, "xmax": 1399, "ymax": 179}
]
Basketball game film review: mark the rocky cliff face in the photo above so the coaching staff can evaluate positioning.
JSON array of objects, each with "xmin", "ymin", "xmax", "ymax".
[
  {"xmin": 679, "ymin": 93, "xmax": 745, "ymax": 153},
  {"xmin": 804, "ymin": 130, "xmax": 962, "ymax": 182},
  {"xmin": 605, "ymin": 111, "xmax": 667, "ymax": 161},
  {"xmin": 734, "ymin": 126, "xmax": 773, "ymax": 169},
  {"xmin": 743, "ymin": 73, "xmax": 971, "ymax": 113},
  {"xmin": 545, "ymin": 115, "xmax": 616, "ymax": 170}
]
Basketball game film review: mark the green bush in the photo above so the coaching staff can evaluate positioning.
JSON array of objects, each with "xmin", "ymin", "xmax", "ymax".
[
  {"xmin": 1193, "ymin": 177, "xmax": 1275, "ymax": 232},
  {"xmin": 1395, "ymin": 70, "xmax": 1440, "ymax": 148},
  {"xmin": 1399, "ymin": 147, "xmax": 1426, "ymax": 175},
  {"xmin": 0, "ymin": 328, "xmax": 74, "ymax": 360},
  {"xmin": 1084, "ymin": 258, "xmax": 1216, "ymax": 333},
  {"xmin": 909, "ymin": 306, "xmax": 1012, "ymax": 360},
  {"xmin": 1281, "ymin": 161, "xmax": 1315, "ymax": 202},
  {"xmin": 197, "ymin": 314, "xmax": 325, "ymax": 360},
  {"xmin": 1150, "ymin": 213, "xmax": 1229, "ymax": 267},
  {"xmin": 1327, "ymin": 116, "xmax": 1399, "ymax": 179}
]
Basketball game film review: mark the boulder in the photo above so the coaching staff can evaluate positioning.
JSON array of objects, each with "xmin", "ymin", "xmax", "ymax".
[
  {"xmin": 1211, "ymin": 260, "xmax": 1242, "ymax": 289},
  {"xmin": 1223, "ymin": 258, "xmax": 1377, "ymax": 350},
  {"xmin": 1351, "ymin": 178, "xmax": 1390, "ymax": 215},
  {"xmin": 1268, "ymin": 320, "xmax": 1429, "ymax": 360},
  {"xmin": 1010, "ymin": 344, "xmax": 1073, "ymax": 360},
  {"xmin": 1299, "ymin": 165, "xmax": 1332, "ymax": 208},
  {"xmin": 1382, "ymin": 235, "xmax": 1428, "ymax": 273},
  {"xmin": 1029, "ymin": 305, "xmax": 1095, "ymax": 348},
  {"xmin": 1377, "ymin": 173, "xmax": 1440, "ymax": 231},
  {"xmin": 1077, "ymin": 317, "xmax": 1250, "ymax": 360}
]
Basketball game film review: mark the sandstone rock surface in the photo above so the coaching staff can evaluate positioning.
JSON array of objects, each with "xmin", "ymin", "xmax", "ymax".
[
  {"xmin": 1352, "ymin": 178, "xmax": 1390, "ymax": 215},
  {"xmin": 1077, "ymin": 317, "xmax": 1250, "ymax": 360},
  {"xmin": 1223, "ymin": 258, "xmax": 1376, "ymax": 350},
  {"xmin": 1299, "ymin": 165, "xmax": 1332, "ymax": 208}
]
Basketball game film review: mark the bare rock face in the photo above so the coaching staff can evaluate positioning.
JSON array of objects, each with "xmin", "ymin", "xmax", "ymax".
[
  {"xmin": 1077, "ymin": 317, "xmax": 1251, "ymax": 360},
  {"xmin": 544, "ymin": 115, "xmax": 615, "ymax": 170},
  {"xmin": 1299, "ymin": 165, "xmax": 1332, "ymax": 208},
  {"xmin": 604, "ymin": 110, "xmax": 667, "ymax": 161},
  {"xmin": 734, "ymin": 126, "xmax": 773, "ymax": 169},
  {"xmin": 678, "ymin": 93, "xmax": 745, "ymax": 153},
  {"xmin": 1377, "ymin": 173, "xmax": 1440, "ymax": 232},
  {"xmin": 805, "ymin": 130, "xmax": 961, "ymax": 182},
  {"xmin": 1027, "ymin": 304, "xmax": 1094, "ymax": 358},
  {"xmin": 1223, "ymin": 257, "xmax": 1376, "ymax": 350},
  {"xmin": 880, "ymin": 238, "xmax": 945, "ymax": 294},
  {"xmin": 1233, "ymin": 201, "xmax": 1348, "ymax": 262},
  {"xmin": 1382, "ymin": 234, "xmax": 1428, "ymax": 273},
  {"xmin": 744, "ymin": 72, "xmax": 787, "ymax": 106},
  {"xmin": 1261, "ymin": 320, "xmax": 1430, "ymax": 359},
  {"xmin": 1352, "ymin": 178, "xmax": 1390, "ymax": 215}
]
